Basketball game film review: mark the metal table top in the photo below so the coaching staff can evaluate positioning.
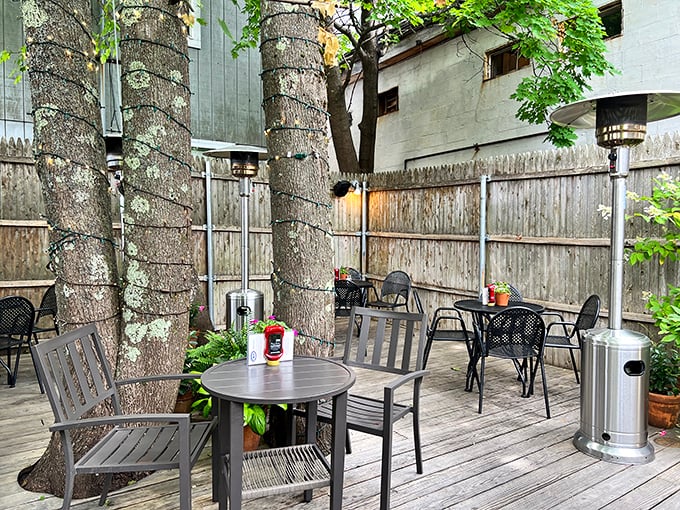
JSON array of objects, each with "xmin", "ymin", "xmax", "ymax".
[
  {"xmin": 201, "ymin": 356, "xmax": 356, "ymax": 405},
  {"xmin": 454, "ymin": 299, "xmax": 545, "ymax": 315}
]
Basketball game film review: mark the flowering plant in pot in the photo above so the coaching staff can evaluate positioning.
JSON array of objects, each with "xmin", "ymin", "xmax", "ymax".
[
  {"xmin": 647, "ymin": 342, "xmax": 680, "ymax": 428},
  {"xmin": 492, "ymin": 281, "xmax": 511, "ymax": 306}
]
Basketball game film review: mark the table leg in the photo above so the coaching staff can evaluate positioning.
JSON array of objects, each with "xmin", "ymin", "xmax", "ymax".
[
  {"xmin": 221, "ymin": 399, "xmax": 243, "ymax": 510},
  {"xmin": 330, "ymin": 391, "xmax": 348, "ymax": 510},
  {"xmin": 303, "ymin": 400, "xmax": 318, "ymax": 502}
]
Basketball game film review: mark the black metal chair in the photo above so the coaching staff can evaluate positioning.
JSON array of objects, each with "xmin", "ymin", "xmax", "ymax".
[
  {"xmin": 508, "ymin": 284, "xmax": 523, "ymax": 301},
  {"xmin": 543, "ymin": 294, "xmax": 601, "ymax": 384},
  {"xmin": 413, "ymin": 290, "xmax": 474, "ymax": 370},
  {"xmin": 365, "ymin": 270, "xmax": 411, "ymax": 312},
  {"xmin": 335, "ymin": 279, "xmax": 364, "ymax": 331},
  {"xmin": 32, "ymin": 284, "xmax": 59, "ymax": 343},
  {"xmin": 31, "ymin": 324, "xmax": 217, "ymax": 510},
  {"xmin": 317, "ymin": 307, "xmax": 428, "ymax": 510},
  {"xmin": 473, "ymin": 307, "xmax": 550, "ymax": 418},
  {"xmin": 346, "ymin": 267, "xmax": 363, "ymax": 281},
  {"xmin": 0, "ymin": 295, "xmax": 36, "ymax": 389}
]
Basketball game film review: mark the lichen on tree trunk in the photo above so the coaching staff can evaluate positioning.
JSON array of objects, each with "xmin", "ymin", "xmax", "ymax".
[
  {"xmin": 21, "ymin": 0, "xmax": 122, "ymax": 497},
  {"xmin": 260, "ymin": 0, "xmax": 335, "ymax": 357}
]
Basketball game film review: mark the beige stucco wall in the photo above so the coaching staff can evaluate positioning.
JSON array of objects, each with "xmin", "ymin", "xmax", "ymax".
[{"xmin": 334, "ymin": 0, "xmax": 680, "ymax": 173}]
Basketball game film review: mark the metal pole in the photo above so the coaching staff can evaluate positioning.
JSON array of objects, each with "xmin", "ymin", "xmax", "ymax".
[
  {"xmin": 360, "ymin": 181, "xmax": 368, "ymax": 275},
  {"xmin": 608, "ymin": 147, "xmax": 629, "ymax": 330},
  {"xmin": 239, "ymin": 177, "xmax": 251, "ymax": 291},
  {"xmin": 479, "ymin": 175, "xmax": 489, "ymax": 298},
  {"xmin": 205, "ymin": 159, "xmax": 215, "ymax": 325}
]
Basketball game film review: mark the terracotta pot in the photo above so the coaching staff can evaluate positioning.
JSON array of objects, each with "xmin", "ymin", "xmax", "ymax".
[
  {"xmin": 174, "ymin": 390, "xmax": 194, "ymax": 414},
  {"xmin": 243, "ymin": 426, "xmax": 261, "ymax": 451},
  {"xmin": 496, "ymin": 293, "xmax": 510, "ymax": 307},
  {"xmin": 648, "ymin": 391, "xmax": 680, "ymax": 428}
]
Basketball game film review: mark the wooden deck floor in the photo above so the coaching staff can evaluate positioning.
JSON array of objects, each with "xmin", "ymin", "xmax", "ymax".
[{"xmin": 3, "ymin": 331, "xmax": 680, "ymax": 510}]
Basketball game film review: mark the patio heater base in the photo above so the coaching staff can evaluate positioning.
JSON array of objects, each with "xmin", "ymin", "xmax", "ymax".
[
  {"xmin": 574, "ymin": 327, "xmax": 654, "ymax": 465},
  {"xmin": 573, "ymin": 429, "xmax": 654, "ymax": 465}
]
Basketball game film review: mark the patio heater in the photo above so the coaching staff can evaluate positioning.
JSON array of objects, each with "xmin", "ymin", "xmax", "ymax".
[
  {"xmin": 551, "ymin": 91, "xmax": 680, "ymax": 464},
  {"xmin": 205, "ymin": 144, "xmax": 267, "ymax": 331}
]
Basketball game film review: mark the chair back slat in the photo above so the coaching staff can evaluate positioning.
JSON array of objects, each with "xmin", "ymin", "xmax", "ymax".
[
  {"xmin": 344, "ymin": 307, "xmax": 426, "ymax": 375},
  {"xmin": 33, "ymin": 324, "xmax": 119, "ymax": 424},
  {"xmin": 575, "ymin": 294, "xmax": 601, "ymax": 331}
]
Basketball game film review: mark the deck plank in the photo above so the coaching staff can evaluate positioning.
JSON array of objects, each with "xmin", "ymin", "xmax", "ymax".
[{"xmin": 2, "ymin": 328, "xmax": 679, "ymax": 510}]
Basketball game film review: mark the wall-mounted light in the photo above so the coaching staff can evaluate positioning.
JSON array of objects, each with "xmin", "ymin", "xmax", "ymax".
[{"xmin": 333, "ymin": 180, "xmax": 363, "ymax": 197}]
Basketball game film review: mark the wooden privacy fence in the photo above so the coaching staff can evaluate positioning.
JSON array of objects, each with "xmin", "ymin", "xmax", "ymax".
[{"xmin": 2, "ymin": 134, "xmax": 680, "ymax": 368}]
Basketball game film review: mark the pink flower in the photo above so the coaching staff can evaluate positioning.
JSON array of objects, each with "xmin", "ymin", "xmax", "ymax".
[
  {"xmin": 660, "ymin": 430, "xmax": 667, "ymax": 436},
  {"xmin": 268, "ymin": 315, "xmax": 277, "ymax": 320},
  {"xmin": 293, "ymin": 329, "xmax": 298, "ymax": 336},
  {"xmin": 198, "ymin": 305, "xmax": 205, "ymax": 312}
]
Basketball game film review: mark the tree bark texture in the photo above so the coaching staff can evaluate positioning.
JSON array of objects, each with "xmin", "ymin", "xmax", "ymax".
[
  {"xmin": 357, "ymin": 10, "xmax": 379, "ymax": 173},
  {"xmin": 326, "ymin": 64, "xmax": 360, "ymax": 174},
  {"xmin": 116, "ymin": 0, "xmax": 194, "ymax": 412},
  {"xmin": 21, "ymin": 0, "xmax": 122, "ymax": 497},
  {"xmin": 260, "ymin": 0, "xmax": 335, "ymax": 357}
]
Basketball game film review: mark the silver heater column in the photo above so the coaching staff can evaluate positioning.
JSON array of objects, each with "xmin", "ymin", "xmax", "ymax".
[
  {"xmin": 205, "ymin": 144, "xmax": 267, "ymax": 331},
  {"xmin": 551, "ymin": 91, "xmax": 680, "ymax": 464}
]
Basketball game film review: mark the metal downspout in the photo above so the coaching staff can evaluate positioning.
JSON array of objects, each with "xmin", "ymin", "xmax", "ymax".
[
  {"xmin": 479, "ymin": 175, "xmax": 489, "ymax": 297},
  {"xmin": 205, "ymin": 159, "xmax": 215, "ymax": 325},
  {"xmin": 360, "ymin": 181, "xmax": 368, "ymax": 275}
]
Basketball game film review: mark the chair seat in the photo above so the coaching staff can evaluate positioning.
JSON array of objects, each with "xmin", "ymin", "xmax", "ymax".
[
  {"xmin": 431, "ymin": 329, "xmax": 473, "ymax": 342},
  {"xmin": 77, "ymin": 421, "xmax": 215, "ymax": 473},
  {"xmin": 545, "ymin": 335, "xmax": 579, "ymax": 348},
  {"xmin": 317, "ymin": 394, "xmax": 412, "ymax": 435},
  {"xmin": 365, "ymin": 299, "xmax": 405, "ymax": 310}
]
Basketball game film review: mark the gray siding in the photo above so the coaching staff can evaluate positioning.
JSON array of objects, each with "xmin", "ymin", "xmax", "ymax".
[{"xmin": 0, "ymin": 0, "xmax": 264, "ymax": 146}]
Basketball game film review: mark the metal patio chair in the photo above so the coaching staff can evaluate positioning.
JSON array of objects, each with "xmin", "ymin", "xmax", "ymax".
[
  {"xmin": 543, "ymin": 294, "xmax": 601, "ymax": 383},
  {"xmin": 0, "ymin": 295, "xmax": 36, "ymax": 389},
  {"xmin": 31, "ymin": 323, "xmax": 217, "ymax": 510},
  {"xmin": 365, "ymin": 270, "xmax": 412, "ymax": 312},
  {"xmin": 32, "ymin": 284, "xmax": 59, "ymax": 342},
  {"xmin": 473, "ymin": 306, "xmax": 550, "ymax": 418},
  {"xmin": 316, "ymin": 307, "xmax": 428, "ymax": 510},
  {"xmin": 413, "ymin": 290, "xmax": 474, "ymax": 370},
  {"xmin": 335, "ymin": 279, "xmax": 364, "ymax": 331}
]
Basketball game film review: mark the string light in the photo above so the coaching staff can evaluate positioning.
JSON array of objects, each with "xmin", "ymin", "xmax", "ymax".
[
  {"xmin": 120, "ymin": 36, "xmax": 190, "ymax": 60},
  {"xmin": 122, "ymin": 134, "xmax": 193, "ymax": 171},
  {"xmin": 120, "ymin": 104, "xmax": 192, "ymax": 134},
  {"xmin": 271, "ymin": 219, "xmax": 332, "ymax": 237}
]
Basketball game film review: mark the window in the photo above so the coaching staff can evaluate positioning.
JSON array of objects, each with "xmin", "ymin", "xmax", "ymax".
[
  {"xmin": 378, "ymin": 88, "xmax": 399, "ymax": 116},
  {"xmin": 600, "ymin": 2, "xmax": 622, "ymax": 39},
  {"xmin": 485, "ymin": 44, "xmax": 530, "ymax": 80}
]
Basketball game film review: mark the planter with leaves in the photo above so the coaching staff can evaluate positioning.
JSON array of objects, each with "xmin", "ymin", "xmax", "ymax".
[
  {"xmin": 493, "ymin": 281, "xmax": 511, "ymax": 306},
  {"xmin": 648, "ymin": 342, "xmax": 680, "ymax": 428},
  {"xmin": 183, "ymin": 317, "xmax": 292, "ymax": 438}
]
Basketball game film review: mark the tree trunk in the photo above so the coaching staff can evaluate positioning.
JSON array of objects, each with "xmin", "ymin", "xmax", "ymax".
[
  {"xmin": 116, "ymin": 0, "xmax": 194, "ymax": 412},
  {"xmin": 357, "ymin": 10, "xmax": 379, "ymax": 173},
  {"xmin": 260, "ymin": 0, "xmax": 335, "ymax": 357},
  {"xmin": 326, "ymin": 64, "xmax": 361, "ymax": 174},
  {"xmin": 21, "ymin": 0, "xmax": 121, "ymax": 497}
]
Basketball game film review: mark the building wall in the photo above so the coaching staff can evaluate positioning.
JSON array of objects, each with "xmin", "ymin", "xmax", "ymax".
[
  {"xmin": 340, "ymin": 0, "xmax": 680, "ymax": 172},
  {"xmin": 0, "ymin": 0, "xmax": 265, "ymax": 148}
]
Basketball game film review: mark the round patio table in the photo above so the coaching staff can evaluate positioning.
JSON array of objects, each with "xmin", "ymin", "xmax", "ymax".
[
  {"xmin": 454, "ymin": 299, "xmax": 545, "ymax": 390},
  {"xmin": 201, "ymin": 356, "xmax": 355, "ymax": 510}
]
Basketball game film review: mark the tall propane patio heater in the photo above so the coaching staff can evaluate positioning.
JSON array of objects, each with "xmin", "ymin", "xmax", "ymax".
[
  {"xmin": 551, "ymin": 91, "xmax": 680, "ymax": 464},
  {"xmin": 205, "ymin": 144, "xmax": 268, "ymax": 331}
]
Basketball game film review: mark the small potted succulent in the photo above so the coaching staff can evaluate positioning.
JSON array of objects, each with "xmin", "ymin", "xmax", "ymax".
[{"xmin": 339, "ymin": 267, "xmax": 350, "ymax": 280}]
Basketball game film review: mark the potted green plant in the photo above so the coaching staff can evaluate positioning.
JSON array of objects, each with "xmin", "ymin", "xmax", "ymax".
[
  {"xmin": 339, "ymin": 267, "xmax": 350, "ymax": 280},
  {"xmin": 184, "ymin": 316, "xmax": 293, "ymax": 448},
  {"xmin": 492, "ymin": 281, "xmax": 511, "ymax": 306},
  {"xmin": 627, "ymin": 172, "xmax": 680, "ymax": 428},
  {"xmin": 648, "ymin": 342, "xmax": 680, "ymax": 428}
]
